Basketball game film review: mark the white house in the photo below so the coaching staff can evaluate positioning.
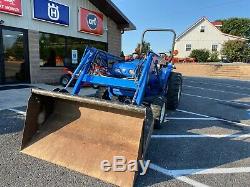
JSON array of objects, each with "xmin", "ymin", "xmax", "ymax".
[{"xmin": 175, "ymin": 17, "xmax": 246, "ymax": 58}]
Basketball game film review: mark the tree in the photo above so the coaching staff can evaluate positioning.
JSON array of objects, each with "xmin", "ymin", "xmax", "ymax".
[
  {"xmin": 209, "ymin": 51, "xmax": 220, "ymax": 62},
  {"xmin": 221, "ymin": 40, "xmax": 250, "ymax": 62},
  {"xmin": 135, "ymin": 41, "xmax": 151, "ymax": 54},
  {"xmin": 190, "ymin": 49, "xmax": 210, "ymax": 62},
  {"xmin": 120, "ymin": 51, "xmax": 125, "ymax": 58},
  {"xmin": 220, "ymin": 18, "xmax": 250, "ymax": 39}
]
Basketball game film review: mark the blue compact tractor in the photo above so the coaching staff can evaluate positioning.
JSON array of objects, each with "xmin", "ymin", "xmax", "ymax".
[{"xmin": 22, "ymin": 29, "xmax": 183, "ymax": 186}]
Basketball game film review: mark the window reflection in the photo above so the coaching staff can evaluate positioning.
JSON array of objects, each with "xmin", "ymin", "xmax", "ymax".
[
  {"xmin": 3, "ymin": 29, "xmax": 25, "ymax": 83},
  {"xmin": 39, "ymin": 33, "xmax": 65, "ymax": 67},
  {"xmin": 39, "ymin": 32, "xmax": 107, "ymax": 68}
]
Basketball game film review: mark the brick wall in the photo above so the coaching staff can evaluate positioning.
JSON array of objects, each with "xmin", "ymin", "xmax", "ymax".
[
  {"xmin": 107, "ymin": 18, "xmax": 122, "ymax": 56},
  {"xmin": 175, "ymin": 63, "xmax": 250, "ymax": 80},
  {"xmin": 28, "ymin": 30, "xmax": 64, "ymax": 84}
]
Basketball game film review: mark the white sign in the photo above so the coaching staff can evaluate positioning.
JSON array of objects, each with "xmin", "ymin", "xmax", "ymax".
[
  {"xmin": 72, "ymin": 50, "xmax": 78, "ymax": 64},
  {"xmin": 100, "ymin": 156, "xmax": 150, "ymax": 176}
]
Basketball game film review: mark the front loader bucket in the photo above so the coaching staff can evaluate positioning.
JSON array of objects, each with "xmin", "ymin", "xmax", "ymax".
[{"xmin": 21, "ymin": 89, "xmax": 153, "ymax": 187}]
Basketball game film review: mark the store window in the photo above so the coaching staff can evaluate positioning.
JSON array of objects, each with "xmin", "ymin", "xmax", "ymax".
[
  {"xmin": 65, "ymin": 37, "xmax": 88, "ymax": 67},
  {"xmin": 39, "ymin": 32, "xmax": 107, "ymax": 67},
  {"xmin": 39, "ymin": 33, "xmax": 66, "ymax": 67}
]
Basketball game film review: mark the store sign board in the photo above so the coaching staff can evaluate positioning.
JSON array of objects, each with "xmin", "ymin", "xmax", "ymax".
[
  {"xmin": 79, "ymin": 8, "xmax": 103, "ymax": 35},
  {"xmin": 33, "ymin": 0, "xmax": 69, "ymax": 26},
  {"xmin": 0, "ymin": 0, "xmax": 22, "ymax": 16}
]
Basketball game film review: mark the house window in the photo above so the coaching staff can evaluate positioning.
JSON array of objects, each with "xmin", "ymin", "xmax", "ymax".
[
  {"xmin": 186, "ymin": 44, "xmax": 192, "ymax": 51},
  {"xmin": 212, "ymin": 44, "xmax": 218, "ymax": 52},
  {"xmin": 200, "ymin": 26, "xmax": 205, "ymax": 32}
]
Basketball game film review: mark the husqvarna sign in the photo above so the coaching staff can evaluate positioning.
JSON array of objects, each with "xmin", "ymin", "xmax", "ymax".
[
  {"xmin": 33, "ymin": 0, "xmax": 69, "ymax": 26},
  {"xmin": 79, "ymin": 8, "xmax": 103, "ymax": 35}
]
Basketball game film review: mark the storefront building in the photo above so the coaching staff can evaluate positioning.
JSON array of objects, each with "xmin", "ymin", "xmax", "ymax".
[{"xmin": 0, "ymin": 0, "xmax": 135, "ymax": 84}]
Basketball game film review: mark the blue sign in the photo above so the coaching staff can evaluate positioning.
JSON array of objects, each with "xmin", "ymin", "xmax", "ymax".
[{"xmin": 33, "ymin": 0, "xmax": 69, "ymax": 26}]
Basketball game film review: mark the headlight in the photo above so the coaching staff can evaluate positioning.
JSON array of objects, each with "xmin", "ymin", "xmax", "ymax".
[
  {"xmin": 129, "ymin": 69, "xmax": 135, "ymax": 76},
  {"xmin": 114, "ymin": 68, "xmax": 121, "ymax": 74}
]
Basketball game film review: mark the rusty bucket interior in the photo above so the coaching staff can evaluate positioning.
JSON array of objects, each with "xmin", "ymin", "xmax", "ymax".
[{"xmin": 21, "ymin": 89, "xmax": 153, "ymax": 187}]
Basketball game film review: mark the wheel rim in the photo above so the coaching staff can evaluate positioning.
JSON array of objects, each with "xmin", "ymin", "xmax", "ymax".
[
  {"xmin": 62, "ymin": 77, "xmax": 69, "ymax": 85},
  {"xmin": 177, "ymin": 83, "xmax": 182, "ymax": 102},
  {"xmin": 160, "ymin": 102, "xmax": 166, "ymax": 123}
]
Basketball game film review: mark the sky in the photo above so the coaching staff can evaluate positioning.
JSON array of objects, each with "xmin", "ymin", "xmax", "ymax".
[{"xmin": 112, "ymin": 0, "xmax": 250, "ymax": 55}]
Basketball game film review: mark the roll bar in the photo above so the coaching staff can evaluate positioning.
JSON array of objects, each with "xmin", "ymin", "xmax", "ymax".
[{"xmin": 140, "ymin": 29, "xmax": 177, "ymax": 59}]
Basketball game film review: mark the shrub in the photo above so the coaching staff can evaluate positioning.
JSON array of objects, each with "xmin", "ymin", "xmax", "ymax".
[
  {"xmin": 209, "ymin": 52, "xmax": 220, "ymax": 62},
  {"xmin": 190, "ymin": 49, "xmax": 210, "ymax": 62},
  {"xmin": 221, "ymin": 40, "xmax": 250, "ymax": 62}
]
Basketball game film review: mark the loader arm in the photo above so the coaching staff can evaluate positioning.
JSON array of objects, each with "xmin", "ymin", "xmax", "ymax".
[{"xmin": 70, "ymin": 47, "xmax": 157, "ymax": 106}]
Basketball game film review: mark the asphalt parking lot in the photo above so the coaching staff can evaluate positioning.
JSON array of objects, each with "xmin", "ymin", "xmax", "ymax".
[{"xmin": 0, "ymin": 77, "xmax": 250, "ymax": 187}]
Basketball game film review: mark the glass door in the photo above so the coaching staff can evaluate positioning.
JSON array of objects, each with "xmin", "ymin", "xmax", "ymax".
[
  {"xmin": 0, "ymin": 27, "xmax": 29, "ymax": 84},
  {"xmin": 0, "ymin": 29, "xmax": 4, "ymax": 84}
]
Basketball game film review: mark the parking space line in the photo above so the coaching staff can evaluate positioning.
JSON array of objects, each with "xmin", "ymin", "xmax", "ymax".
[
  {"xmin": 165, "ymin": 117, "xmax": 217, "ymax": 120},
  {"xmin": 184, "ymin": 80, "xmax": 250, "ymax": 91},
  {"xmin": 184, "ymin": 85, "xmax": 250, "ymax": 97},
  {"xmin": 8, "ymin": 109, "xmax": 26, "ymax": 116},
  {"xmin": 182, "ymin": 93, "xmax": 250, "ymax": 108},
  {"xmin": 176, "ymin": 109, "xmax": 217, "ymax": 118},
  {"xmin": 151, "ymin": 134, "xmax": 250, "ymax": 138},
  {"xmin": 149, "ymin": 163, "xmax": 210, "ymax": 187},
  {"xmin": 177, "ymin": 109, "xmax": 250, "ymax": 127},
  {"xmin": 164, "ymin": 167, "xmax": 250, "ymax": 176}
]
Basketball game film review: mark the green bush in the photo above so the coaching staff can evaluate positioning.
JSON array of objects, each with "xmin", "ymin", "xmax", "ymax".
[
  {"xmin": 221, "ymin": 40, "xmax": 250, "ymax": 62},
  {"xmin": 209, "ymin": 52, "xmax": 220, "ymax": 62},
  {"xmin": 190, "ymin": 49, "xmax": 210, "ymax": 62}
]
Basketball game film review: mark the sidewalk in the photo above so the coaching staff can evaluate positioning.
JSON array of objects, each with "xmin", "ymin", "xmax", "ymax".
[{"xmin": 0, "ymin": 84, "xmax": 96, "ymax": 111}]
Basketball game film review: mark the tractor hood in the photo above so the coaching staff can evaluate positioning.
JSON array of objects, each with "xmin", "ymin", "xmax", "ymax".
[{"xmin": 112, "ymin": 59, "xmax": 142, "ymax": 78}]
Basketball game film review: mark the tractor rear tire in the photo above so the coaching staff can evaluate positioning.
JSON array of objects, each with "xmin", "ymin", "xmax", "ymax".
[{"xmin": 166, "ymin": 72, "xmax": 183, "ymax": 110}]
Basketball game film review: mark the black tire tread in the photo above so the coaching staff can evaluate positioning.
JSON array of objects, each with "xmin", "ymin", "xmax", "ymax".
[
  {"xmin": 60, "ymin": 74, "xmax": 71, "ymax": 87},
  {"xmin": 166, "ymin": 72, "xmax": 183, "ymax": 110}
]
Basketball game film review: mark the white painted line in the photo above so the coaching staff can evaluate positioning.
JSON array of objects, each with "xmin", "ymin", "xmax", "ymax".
[
  {"xmin": 165, "ymin": 117, "xmax": 217, "ymax": 120},
  {"xmin": 184, "ymin": 85, "xmax": 250, "ymax": 97},
  {"xmin": 183, "ymin": 93, "xmax": 250, "ymax": 107},
  {"xmin": 8, "ymin": 109, "xmax": 26, "ymax": 116},
  {"xmin": 177, "ymin": 109, "xmax": 250, "ymax": 127},
  {"xmin": 185, "ymin": 80, "xmax": 250, "ymax": 91},
  {"xmin": 175, "ymin": 176, "xmax": 209, "ymax": 187},
  {"xmin": 177, "ymin": 109, "xmax": 217, "ymax": 118},
  {"xmin": 158, "ymin": 166, "xmax": 250, "ymax": 176},
  {"xmin": 151, "ymin": 134, "xmax": 250, "ymax": 138},
  {"xmin": 149, "ymin": 163, "xmax": 210, "ymax": 187}
]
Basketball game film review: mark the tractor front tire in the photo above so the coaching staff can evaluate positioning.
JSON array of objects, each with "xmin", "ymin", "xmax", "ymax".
[
  {"xmin": 151, "ymin": 97, "xmax": 167, "ymax": 129},
  {"xmin": 60, "ymin": 74, "xmax": 71, "ymax": 87},
  {"xmin": 166, "ymin": 72, "xmax": 183, "ymax": 110},
  {"xmin": 95, "ymin": 87, "xmax": 110, "ymax": 100}
]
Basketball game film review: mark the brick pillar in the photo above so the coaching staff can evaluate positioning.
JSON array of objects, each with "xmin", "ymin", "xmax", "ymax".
[
  {"xmin": 107, "ymin": 18, "xmax": 122, "ymax": 56},
  {"xmin": 28, "ymin": 30, "xmax": 40, "ymax": 83}
]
